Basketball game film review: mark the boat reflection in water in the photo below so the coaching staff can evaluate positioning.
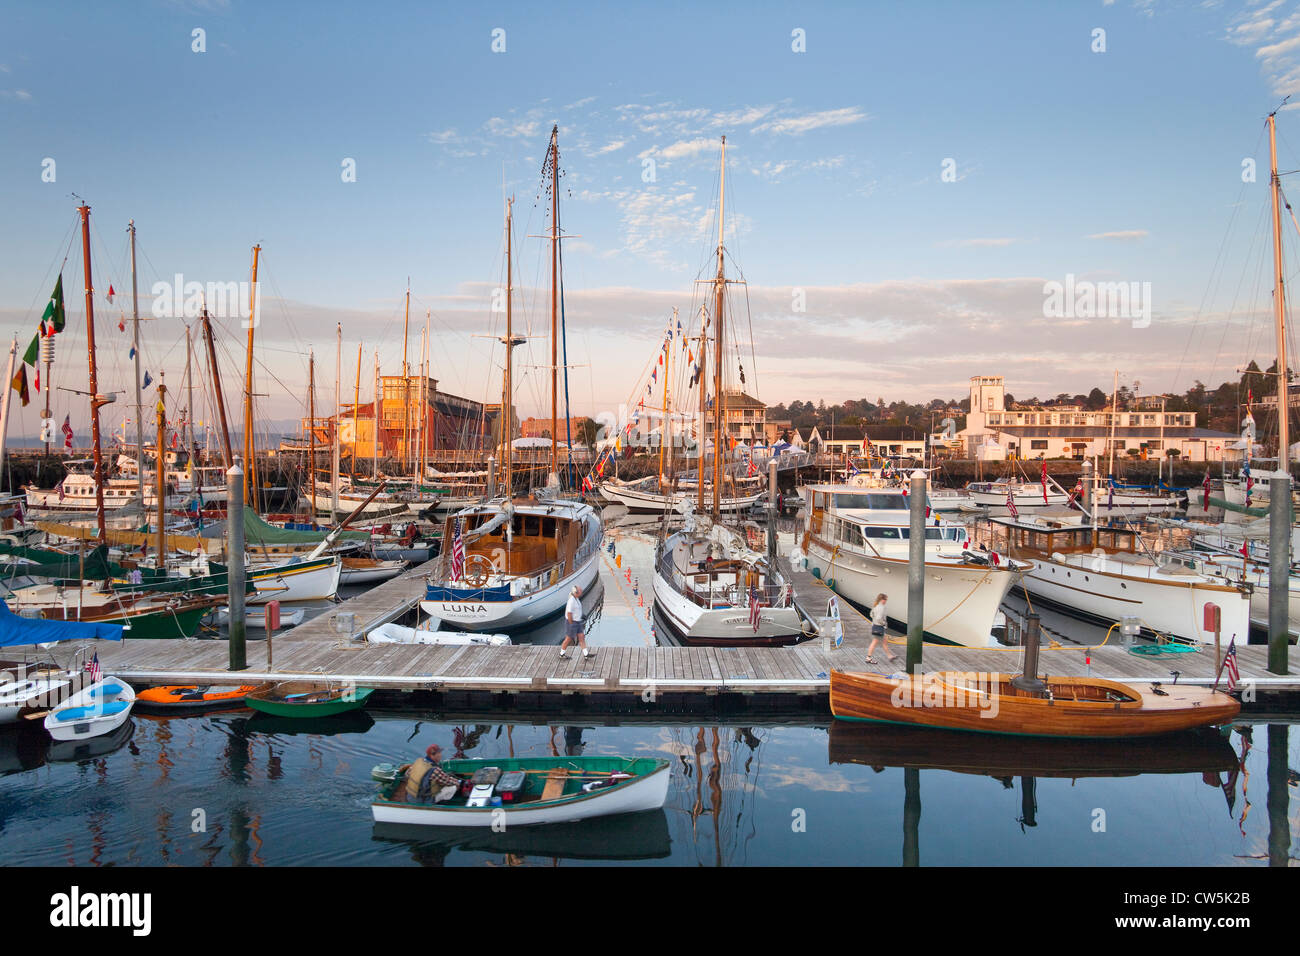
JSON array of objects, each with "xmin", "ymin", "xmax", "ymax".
[
  {"xmin": 47, "ymin": 719, "xmax": 136, "ymax": 764},
  {"xmin": 242, "ymin": 710, "xmax": 376, "ymax": 738},
  {"xmin": 0, "ymin": 726, "xmax": 48, "ymax": 775}
]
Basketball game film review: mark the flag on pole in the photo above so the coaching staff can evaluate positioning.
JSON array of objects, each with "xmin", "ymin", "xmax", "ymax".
[
  {"xmin": 1202, "ymin": 468, "xmax": 1212, "ymax": 511},
  {"xmin": 106, "ymin": 284, "xmax": 115, "ymax": 304},
  {"xmin": 33, "ymin": 366, "xmax": 39, "ymax": 393},
  {"xmin": 118, "ymin": 316, "xmax": 125, "ymax": 332},
  {"xmin": 1041, "ymin": 460, "xmax": 1048, "ymax": 504},
  {"xmin": 449, "ymin": 518, "xmax": 465, "ymax": 580},
  {"xmin": 748, "ymin": 585, "xmax": 762, "ymax": 633},
  {"xmin": 1006, "ymin": 487, "xmax": 1019, "ymax": 518},
  {"xmin": 1223, "ymin": 638, "xmax": 1240, "ymax": 692},
  {"xmin": 84, "ymin": 651, "xmax": 102, "ymax": 685},
  {"xmin": 23, "ymin": 275, "xmax": 64, "ymax": 366},
  {"xmin": 142, "ymin": 370, "xmax": 153, "ymax": 389},
  {"xmin": 10, "ymin": 365, "xmax": 28, "ymax": 407},
  {"xmin": 62, "ymin": 415, "xmax": 73, "ymax": 451}
]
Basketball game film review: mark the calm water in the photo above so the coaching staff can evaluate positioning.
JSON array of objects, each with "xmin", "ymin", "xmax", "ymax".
[
  {"xmin": 0, "ymin": 714, "xmax": 1294, "ymax": 866},
  {"xmin": 2, "ymin": 510, "xmax": 1294, "ymax": 866}
]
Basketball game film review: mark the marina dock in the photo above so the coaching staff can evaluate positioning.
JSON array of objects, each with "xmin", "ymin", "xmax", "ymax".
[{"xmin": 74, "ymin": 554, "xmax": 1300, "ymax": 715}]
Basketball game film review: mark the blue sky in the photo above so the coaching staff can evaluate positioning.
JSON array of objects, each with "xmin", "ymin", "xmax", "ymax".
[{"xmin": 4, "ymin": 0, "xmax": 1300, "ymax": 435}]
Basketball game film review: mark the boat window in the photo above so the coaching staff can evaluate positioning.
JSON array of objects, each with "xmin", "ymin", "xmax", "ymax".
[
  {"xmin": 834, "ymin": 493, "xmax": 906, "ymax": 510},
  {"xmin": 862, "ymin": 527, "xmax": 902, "ymax": 539},
  {"xmin": 899, "ymin": 528, "xmax": 944, "ymax": 539}
]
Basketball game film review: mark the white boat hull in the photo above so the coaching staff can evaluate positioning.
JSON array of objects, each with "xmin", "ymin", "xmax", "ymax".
[
  {"xmin": 371, "ymin": 763, "xmax": 671, "ymax": 827},
  {"xmin": 0, "ymin": 673, "xmax": 74, "ymax": 725},
  {"xmin": 43, "ymin": 678, "xmax": 135, "ymax": 741},
  {"xmin": 247, "ymin": 557, "xmax": 342, "ymax": 604},
  {"xmin": 421, "ymin": 555, "xmax": 600, "ymax": 630},
  {"xmin": 367, "ymin": 622, "xmax": 510, "ymax": 646},
  {"xmin": 601, "ymin": 484, "xmax": 762, "ymax": 513},
  {"xmin": 215, "ymin": 606, "xmax": 306, "ymax": 629}
]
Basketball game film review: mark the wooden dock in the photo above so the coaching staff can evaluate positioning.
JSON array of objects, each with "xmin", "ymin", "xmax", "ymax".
[{"xmin": 69, "ymin": 554, "xmax": 1300, "ymax": 714}]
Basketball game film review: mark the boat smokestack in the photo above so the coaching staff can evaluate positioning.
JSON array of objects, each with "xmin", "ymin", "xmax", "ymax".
[{"xmin": 1011, "ymin": 612, "xmax": 1047, "ymax": 694}]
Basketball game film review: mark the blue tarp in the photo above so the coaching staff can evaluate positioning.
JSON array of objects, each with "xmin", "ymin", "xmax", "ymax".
[{"xmin": 0, "ymin": 600, "xmax": 125, "ymax": 647}]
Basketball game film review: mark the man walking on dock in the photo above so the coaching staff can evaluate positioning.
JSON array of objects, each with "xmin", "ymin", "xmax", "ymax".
[{"xmin": 560, "ymin": 583, "xmax": 592, "ymax": 659}]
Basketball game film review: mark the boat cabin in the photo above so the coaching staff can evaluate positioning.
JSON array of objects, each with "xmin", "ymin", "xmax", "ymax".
[
  {"xmin": 657, "ymin": 533, "xmax": 784, "ymax": 609},
  {"xmin": 989, "ymin": 517, "xmax": 1139, "ymax": 560},
  {"xmin": 443, "ymin": 504, "xmax": 590, "ymax": 582}
]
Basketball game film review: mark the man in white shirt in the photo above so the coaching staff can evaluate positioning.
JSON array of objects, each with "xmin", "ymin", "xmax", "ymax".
[{"xmin": 559, "ymin": 583, "xmax": 592, "ymax": 659}]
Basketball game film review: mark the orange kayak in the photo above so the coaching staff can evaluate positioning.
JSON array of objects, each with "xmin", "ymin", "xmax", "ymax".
[{"xmin": 135, "ymin": 684, "xmax": 264, "ymax": 713}]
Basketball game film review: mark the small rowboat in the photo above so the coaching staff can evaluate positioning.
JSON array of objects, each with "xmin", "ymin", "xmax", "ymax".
[
  {"xmin": 245, "ymin": 680, "xmax": 374, "ymax": 718},
  {"xmin": 43, "ymin": 677, "xmax": 136, "ymax": 741},
  {"xmin": 214, "ymin": 606, "xmax": 306, "ymax": 629},
  {"xmin": 371, "ymin": 755, "xmax": 671, "ymax": 827},
  {"xmin": 135, "ymin": 684, "xmax": 265, "ymax": 713},
  {"xmin": 829, "ymin": 670, "xmax": 1240, "ymax": 738},
  {"xmin": 367, "ymin": 622, "xmax": 510, "ymax": 647}
]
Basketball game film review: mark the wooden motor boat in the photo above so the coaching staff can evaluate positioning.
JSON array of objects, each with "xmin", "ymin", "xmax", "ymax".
[
  {"xmin": 245, "ymin": 680, "xmax": 374, "ymax": 718},
  {"xmin": 43, "ymin": 677, "xmax": 136, "ymax": 741},
  {"xmin": 339, "ymin": 556, "xmax": 407, "ymax": 585},
  {"xmin": 366, "ymin": 622, "xmax": 510, "ymax": 647},
  {"xmin": 829, "ymin": 670, "xmax": 1240, "ymax": 738},
  {"xmin": 371, "ymin": 754, "xmax": 671, "ymax": 827},
  {"xmin": 135, "ymin": 683, "xmax": 266, "ymax": 714}
]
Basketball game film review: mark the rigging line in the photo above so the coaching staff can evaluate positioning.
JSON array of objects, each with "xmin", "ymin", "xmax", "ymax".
[{"xmin": 15, "ymin": 213, "xmax": 79, "ymax": 336}]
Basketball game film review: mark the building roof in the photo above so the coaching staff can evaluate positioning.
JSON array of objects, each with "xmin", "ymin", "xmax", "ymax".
[{"xmin": 720, "ymin": 390, "xmax": 765, "ymax": 409}]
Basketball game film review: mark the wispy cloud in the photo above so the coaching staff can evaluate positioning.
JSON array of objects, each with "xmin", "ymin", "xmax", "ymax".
[
  {"xmin": 1086, "ymin": 229, "xmax": 1149, "ymax": 240},
  {"xmin": 0, "ymin": 89, "xmax": 31, "ymax": 101},
  {"xmin": 939, "ymin": 237, "xmax": 1020, "ymax": 248},
  {"xmin": 753, "ymin": 107, "xmax": 868, "ymax": 136}
]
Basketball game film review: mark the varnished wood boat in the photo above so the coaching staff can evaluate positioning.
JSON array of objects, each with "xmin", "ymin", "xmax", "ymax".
[
  {"xmin": 245, "ymin": 680, "xmax": 374, "ymax": 718},
  {"xmin": 829, "ymin": 670, "xmax": 1240, "ymax": 738}
]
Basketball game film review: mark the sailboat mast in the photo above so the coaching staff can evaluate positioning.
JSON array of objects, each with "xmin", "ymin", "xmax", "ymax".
[
  {"xmin": 243, "ymin": 244, "xmax": 261, "ymax": 508},
  {"xmin": 1108, "ymin": 369, "xmax": 1118, "ymax": 477},
  {"xmin": 549, "ymin": 125, "xmax": 560, "ymax": 482},
  {"xmin": 712, "ymin": 136, "xmax": 727, "ymax": 519},
  {"xmin": 332, "ymin": 322, "xmax": 341, "ymax": 522},
  {"xmin": 352, "ymin": 344, "xmax": 361, "ymax": 479},
  {"xmin": 155, "ymin": 380, "xmax": 167, "ymax": 561},
  {"xmin": 505, "ymin": 196, "xmax": 514, "ymax": 498},
  {"xmin": 422, "ymin": 310, "xmax": 431, "ymax": 484},
  {"xmin": 402, "ymin": 282, "xmax": 410, "ymax": 474},
  {"xmin": 1270, "ymin": 110, "xmax": 1291, "ymax": 466},
  {"xmin": 697, "ymin": 315, "xmax": 707, "ymax": 513},
  {"xmin": 80, "ymin": 203, "xmax": 107, "ymax": 540},
  {"xmin": 308, "ymin": 352, "xmax": 316, "ymax": 518},
  {"xmin": 373, "ymin": 351, "xmax": 380, "ymax": 480},
  {"xmin": 660, "ymin": 311, "xmax": 673, "ymax": 485},
  {"xmin": 129, "ymin": 220, "xmax": 144, "ymax": 507},
  {"xmin": 666, "ymin": 311, "xmax": 675, "ymax": 483},
  {"xmin": 185, "ymin": 325, "xmax": 195, "ymax": 465},
  {"xmin": 200, "ymin": 309, "xmax": 233, "ymax": 467}
]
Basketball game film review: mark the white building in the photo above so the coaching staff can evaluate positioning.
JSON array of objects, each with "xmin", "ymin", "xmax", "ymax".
[{"xmin": 957, "ymin": 375, "xmax": 1241, "ymax": 463}]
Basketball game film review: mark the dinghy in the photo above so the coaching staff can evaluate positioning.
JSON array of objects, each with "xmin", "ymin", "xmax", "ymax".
[
  {"xmin": 135, "ymin": 684, "xmax": 266, "ymax": 713},
  {"xmin": 829, "ymin": 670, "xmax": 1240, "ymax": 738},
  {"xmin": 214, "ymin": 606, "xmax": 306, "ymax": 629},
  {"xmin": 0, "ymin": 666, "xmax": 79, "ymax": 725},
  {"xmin": 339, "ymin": 556, "xmax": 407, "ymax": 585},
  {"xmin": 245, "ymin": 681, "xmax": 374, "ymax": 718},
  {"xmin": 367, "ymin": 622, "xmax": 510, "ymax": 647},
  {"xmin": 371, "ymin": 754, "xmax": 671, "ymax": 827},
  {"xmin": 43, "ymin": 677, "xmax": 136, "ymax": 741}
]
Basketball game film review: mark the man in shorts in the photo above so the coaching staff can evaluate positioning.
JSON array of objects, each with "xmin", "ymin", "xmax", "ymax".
[{"xmin": 559, "ymin": 583, "xmax": 592, "ymax": 659}]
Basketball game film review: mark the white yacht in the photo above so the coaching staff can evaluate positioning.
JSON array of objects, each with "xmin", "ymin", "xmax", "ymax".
[
  {"xmin": 988, "ymin": 515, "xmax": 1252, "ymax": 644},
  {"xmin": 800, "ymin": 483, "xmax": 1030, "ymax": 647}
]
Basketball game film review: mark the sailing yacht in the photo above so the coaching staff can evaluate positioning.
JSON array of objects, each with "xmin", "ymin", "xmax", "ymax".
[
  {"xmin": 649, "ymin": 137, "xmax": 806, "ymax": 646},
  {"xmin": 422, "ymin": 130, "xmax": 603, "ymax": 631}
]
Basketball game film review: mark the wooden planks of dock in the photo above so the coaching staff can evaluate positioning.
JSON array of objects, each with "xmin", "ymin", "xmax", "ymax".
[{"xmin": 77, "ymin": 553, "xmax": 1300, "ymax": 710}]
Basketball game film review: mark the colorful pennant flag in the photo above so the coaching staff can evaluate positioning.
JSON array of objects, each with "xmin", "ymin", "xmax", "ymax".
[
  {"xmin": 23, "ymin": 274, "xmax": 65, "ymax": 366},
  {"xmin": 10, "ymin": 365, "xmax": 29, "ymax": 407}
]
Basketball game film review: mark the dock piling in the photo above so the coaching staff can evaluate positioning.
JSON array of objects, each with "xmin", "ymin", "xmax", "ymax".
[
  {"xmin": 1269, "ymin": 471, "xmax": 1290, "ymax": 674},
  {"xmin": 906, "ymin": 469, "xmax": 926, "ymax": 674},
  {"xmin": 227, "ymin": 460, "xmax": 247, "ymax": 671},
  {"xmin": 767, "ymin": 458, "xmax": 778, "ymax": 565}
]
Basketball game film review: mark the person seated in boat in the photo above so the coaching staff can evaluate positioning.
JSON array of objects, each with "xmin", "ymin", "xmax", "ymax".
[{"xmin": 404, "ymin": 744, "xmax": 461, "ymax": 802}]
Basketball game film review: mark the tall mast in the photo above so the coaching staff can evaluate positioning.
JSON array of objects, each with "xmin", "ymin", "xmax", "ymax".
[
  {"xmin": 80, "ymin": 203, "xmax": 107, "ymax": 541},
  {"xmin": 129, "ymin": 220, "xmax": 144, "ymax": 507},
  {"xmin": 185, "ymin": 324, "xmax": 195, "ymax": 468},
  {"xmin": 402, "ymin": 282, "xmax": 410, "ymax": 474},
  {"xmin": 332, "ymin": 322, "xmax": 341, "ymax": 522},
  {"xmin": 697, "ymin": 313, "xmax": 707, "ymax": 513},
  {"xmin": 550, "ymin": 125, "xmax": 560, "ymax": 483},
  {"xmin": 242, "ymin": 244, "xmax": 261, "ymax": 508},
  {"xmin": 505, "ymin": 196, "xmax": 515, "ymax": 498},
  {"xmin": 155, "ymin": 379, "xmax": 167, "ymax": 562},
  {"xmin": 666, "ymin": 308, "xmax": 677, "ymax": 482},
  {"xmin": 373, "ymin": 351, "xmax": 380, "ymax": 480},
  {"xmin": 352, "ymin": 344, "xmax": 361, "ymax": 479},
  {"xmin": 308, "ymin": 352, "xmax": 316, "ymax": 518},
  {"xmin": 660, "ymin": 311, "xmax": 674, "ymax": 486},
  {"xmin": 421, "ymin": 309, "xmax": 431, "ymax": 484},
  {"xmin": 200, "ymin": 310, "xmax": 233, "ymax": 468},
  {"xmin": 1108, "ymin": 369, "xmax": 1118, "ymax": 476},
  {"xmin": 1270, "ymin": 110, "xmax": 1291, "ymax": 467},
  {"xmin": 712, "ymin": 136, "xmax": 727, "ymax": 519}
]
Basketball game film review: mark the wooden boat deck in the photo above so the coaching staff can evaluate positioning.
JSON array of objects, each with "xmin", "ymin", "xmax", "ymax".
[{"xmin": 66, "ymin": 555, "xmax": 1300, "ymax": 707}]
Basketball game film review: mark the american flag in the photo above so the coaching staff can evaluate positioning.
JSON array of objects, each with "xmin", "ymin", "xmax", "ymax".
[
  {"xmin": 84, "ymin": 651, "xmax": 102, "ymax": 684},
  {"xmin": 1005, "ymin": 487, "xmax": 1019, "ymax": 518},
  {"xmin": 449, "ymin": 518, "xmax": 465, "ymax": 580},
  {"xmin": 62, "ymin": 414, "xmax": 73, "ymax": 451},
  {"xmin": 1223, "ymin": 637, "xmax": 1240, "ymax": 692},
  {"xmin": 1041, "ymin": 460, "xmax": 1048, "ymax": 504},
  {"xmin": 1202, "ymin": 468, "xmax": 1212, "ymax": 511},
  {"xmin": 748, "ymin": 585, "xmax": 762, "ymax": 633}
]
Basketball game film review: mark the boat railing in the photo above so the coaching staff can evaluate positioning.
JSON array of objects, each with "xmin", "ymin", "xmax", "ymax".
[{"xmin": 655, "ymin": 547, "xmax": 790, "ymax": 610}]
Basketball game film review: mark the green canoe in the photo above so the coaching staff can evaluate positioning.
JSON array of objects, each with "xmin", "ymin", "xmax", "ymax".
[{"xmin": 245, "ymin": 681, "xmax": 375, "ymax": 717}]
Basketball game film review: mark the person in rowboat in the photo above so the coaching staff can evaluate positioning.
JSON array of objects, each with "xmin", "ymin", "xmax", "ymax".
[
  {"xmin": 559, "ymin": 583, "xmax": 592, "ymax": 659},
  {"xmin": 404, "ymin": 744, "xmax": 460, "ymax": 802},
  {"xmin": 866, "ymin": 593, "xmax": 897, "ymax": 665}
]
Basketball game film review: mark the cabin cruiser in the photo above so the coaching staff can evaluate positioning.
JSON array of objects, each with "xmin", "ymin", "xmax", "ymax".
[
  {"xmin": 799, "ymin": 483, "xmax": 1030, "ymax": 647},
  {"xmin": 987, "ymin": 515, "xmax": 1252, "ymax": 644},
  {"xmin": 420, "ymin": 496, "xmax": 601, "ymax": 631}
]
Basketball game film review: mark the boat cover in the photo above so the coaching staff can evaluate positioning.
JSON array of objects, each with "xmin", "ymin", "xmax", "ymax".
[{"xmin": 0, "ymin": 599, "xmax": 125, "ymax": 646}]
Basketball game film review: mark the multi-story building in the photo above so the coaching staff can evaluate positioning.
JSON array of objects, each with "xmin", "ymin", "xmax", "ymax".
[
  {"xmin": 956, "ymin": 375, "xmax": 1240, "ymax": 462},
  {"xmin": 703, "ymin": 390, "xmax": 767, "ymax": 443}
]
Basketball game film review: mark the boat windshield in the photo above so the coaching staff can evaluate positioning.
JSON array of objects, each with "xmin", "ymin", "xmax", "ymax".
[{"xmin": 834, "ymin": 493, "xmax": 916, "ymax": 510}]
